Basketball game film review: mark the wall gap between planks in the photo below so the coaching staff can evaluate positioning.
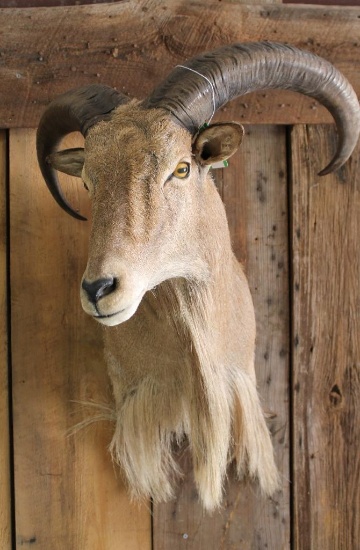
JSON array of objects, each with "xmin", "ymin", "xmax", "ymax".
[
  {"xmin": 285, "ymin": 124, "xmax": 296, "ymax": 550},
  {"xmin": 151, "ymin": 499, "xmax": 155, "ymax": 550}
]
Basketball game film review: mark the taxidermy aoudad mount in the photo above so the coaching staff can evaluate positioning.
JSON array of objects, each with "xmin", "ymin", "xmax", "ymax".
[{"xmin": 37, "ymin": 42, "xmax": 360, "ymax": 510}]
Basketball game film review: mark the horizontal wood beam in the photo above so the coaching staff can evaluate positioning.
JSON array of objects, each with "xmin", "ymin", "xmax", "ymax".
[{"xmin": 0, "ymin": 1, "xmax": 359, "ymax": 128}]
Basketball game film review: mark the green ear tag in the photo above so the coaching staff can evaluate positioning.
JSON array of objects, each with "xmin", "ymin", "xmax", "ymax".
[
  {"xmin": 210, "ymin": 160, "xmax": 229, "ymax": 170},
  {"xmin": 199, "ymin": 122, "xmax": 209, "ymax": 132}
]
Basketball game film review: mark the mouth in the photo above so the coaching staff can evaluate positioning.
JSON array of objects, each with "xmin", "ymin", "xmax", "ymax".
[
  {"xmin": 94, "ymin": 309, "xmax": 126, "ymax": 320},
  {"xmin": 90, "ymin": 293, "xmax": 144, "ymax": 326}
]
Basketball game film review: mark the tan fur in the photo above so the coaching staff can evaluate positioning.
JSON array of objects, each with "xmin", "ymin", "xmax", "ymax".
[{"xmin": 61, "ymin": 103, "xmax": 279, "ymax": 510}]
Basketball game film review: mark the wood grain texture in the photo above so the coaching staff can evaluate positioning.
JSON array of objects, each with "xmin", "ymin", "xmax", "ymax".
[
  {"xmin": 0, "ymin": 1, "xmax": 359, "ymax": 128},
  {"xmin": 153, "ymin": 126, "xmax": 291, "ymax": 549},
  {"xmin": 291, "ymin": 125, "xmax": 360, "ymax": 550},
  {"xmin": 285, "ymin": 1, "xmax": 358, "ymax": 5},
  {"xmin": 10, "ymin": 129, "xmax": 151, "ymax": 550},
  {"xmin": 0, "ymin": 0, "xmax": 115, "ymax": 5},
  {"xmin": 0, "ymin": 131, "xmax": 11, "ymax": 549}
]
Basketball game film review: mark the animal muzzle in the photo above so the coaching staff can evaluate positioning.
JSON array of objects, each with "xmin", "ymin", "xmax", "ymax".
[
  {"xmin": 82, "ymin": 277, "xmax": 117, "ymax": 304},
  {"xmin": 80, "ymin": 271, "xmax": 146, "ymax": 326}
]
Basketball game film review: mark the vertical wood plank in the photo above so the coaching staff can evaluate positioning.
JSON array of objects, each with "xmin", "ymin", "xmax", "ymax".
[
  {"xmin": 0, "ymin": 131, "xmax": 11, "ymax": 549},
  {"xmin": 10, "ymin": 129, "xmax": 151, "ymax": 550},
  {"xmin": 291, "ymin": 125, "xmax": 360, "ymax": 549},
  {"xmin": 153, "ymin": 125, "xmax": 290, "ymax": 549}
]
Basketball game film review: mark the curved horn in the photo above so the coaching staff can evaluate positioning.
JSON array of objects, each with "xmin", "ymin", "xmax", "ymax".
[
  {"xmin": 143, "ymin": 42, "xmax": 360, "ymax": 175},
  {"xmin": 37, "ymin": 84, "xmax": 130, "ymax": 220}
]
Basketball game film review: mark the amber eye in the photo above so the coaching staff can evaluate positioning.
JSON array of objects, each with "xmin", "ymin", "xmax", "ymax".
[{"xmin": 173, "ymin": 162, "xmax": 190, "ymax": 179}]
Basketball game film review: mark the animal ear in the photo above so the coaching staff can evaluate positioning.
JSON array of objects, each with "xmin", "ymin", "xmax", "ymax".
[
  {"xmin": 193, "ymin": 122, "xmax": 244, "ymax": 166},
  {"xmin": 46, "ymin": 148, "xmax": 85, "ymax": 178}
]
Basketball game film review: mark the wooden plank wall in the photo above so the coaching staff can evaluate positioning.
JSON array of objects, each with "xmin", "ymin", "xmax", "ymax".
[
  {"xmin": 10, "ymin": 130, "xmax": 151, "ymax": 550},
  {"xmin": 5, "ymin": 125, "xmax": 360, "ymax": 549},
  {"xmin": 153, "ymin": 126, "xmax": 291, "ymax": 549},
  {"xmin": 291, "ymin": 126, "xmax": 360, "ymax": 549},
  {"xmin": 0, "ymin": 1, "xmax": 359, "ymax": 549},
  {"xmin": 0, "ymin": 130, "xmax": 11, "ymax": 550}
]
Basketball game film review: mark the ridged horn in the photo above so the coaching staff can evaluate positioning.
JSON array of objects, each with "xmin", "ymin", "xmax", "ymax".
[
  {"xmin": 143, "ymin": 42, "xmax": 360, "ymax": 175},
  {"xmin": 37, "ymin": 84, "xmax": 130, "ymax": 220}
]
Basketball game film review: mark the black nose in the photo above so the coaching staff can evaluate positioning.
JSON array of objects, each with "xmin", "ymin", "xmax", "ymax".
[{"xmin": 82, "ymin": 277, "xmax": 117, "ymax": 304}]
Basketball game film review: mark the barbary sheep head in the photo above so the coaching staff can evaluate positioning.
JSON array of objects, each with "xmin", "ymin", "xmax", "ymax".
[{"xmin": 37, "ymin": 42, "xmax": 360, "ymax": 326}]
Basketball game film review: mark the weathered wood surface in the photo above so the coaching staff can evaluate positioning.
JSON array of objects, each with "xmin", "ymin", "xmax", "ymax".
[
  {"xmin": 0, "ymin": 1, "xmax": 360, "ymax": 128},
  {"xmin": 5, "ymin": 111, "xmax": 360, "ymax": 550},
  {"xmin": 285, "ymin": 0, "xmax": 358, "ymax": 5},
  {"xmin": 0, "ymin": 131, "xmax": 11, "ymax": 549},
  {"xmin": 0, "ymin": 0, "xmax": 113, "ymax": 5},
  {"xmin": 154, "ymin": 125, "xmax": 291, "ymax": 549},
  {"xmin": 10, "ymin": 129, "xmax": 151, "ymax": 550},
  {"xmin": 291, "ymin": 125, "xmax": 360, "ymax": 550}
]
